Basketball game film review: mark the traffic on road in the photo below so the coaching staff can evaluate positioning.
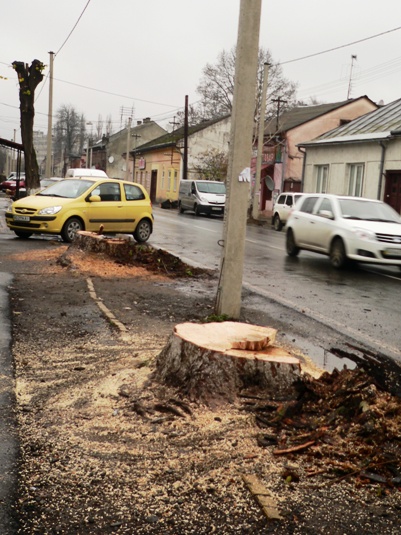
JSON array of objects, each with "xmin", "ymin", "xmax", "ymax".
[{"xmin": 1, "ymin": 194, "xmax": 401, "ymax": 365}]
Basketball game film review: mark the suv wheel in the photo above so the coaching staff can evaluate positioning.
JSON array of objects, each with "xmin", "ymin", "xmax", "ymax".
[
  {"xmin": 178, "ymin": 202, "xmax": 185, "ymax": 214},
  {"xmin": 286, "ymin": 229, "xmax": 300, "ymax": 257},
  {"xmin": 273, "ymin": 214, "xmax": 283, "ymax": 231}
]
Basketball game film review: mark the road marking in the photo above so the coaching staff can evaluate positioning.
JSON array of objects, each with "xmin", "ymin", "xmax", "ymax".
[{"xmin": 86, "ymin": 277, "xmax": 129, "ymax": 339}]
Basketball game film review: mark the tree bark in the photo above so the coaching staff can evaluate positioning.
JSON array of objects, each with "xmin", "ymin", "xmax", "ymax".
[
  {"xmin": 154, "ymin": 322, "xmax": 301, "ymax": 406},
  {"xmin": 12, "ymin": 60, "xmax": 45, "ymax": 191}
]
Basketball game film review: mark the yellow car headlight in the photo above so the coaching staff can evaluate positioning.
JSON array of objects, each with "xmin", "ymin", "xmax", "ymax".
[{"xmin": 38, "ymin": 205, "xmax": 62, "ymax": 215}]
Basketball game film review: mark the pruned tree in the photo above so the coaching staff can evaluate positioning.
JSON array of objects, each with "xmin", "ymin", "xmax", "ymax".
[
  {"xmin": 12, "ymin": 59, "xmax": 45, "ymax": 191},
  {"xmin": 195, "ymin": 46, "xmax": 297, "ymax": 123},
  {"xmin": 192, "ymin": 148, "xmax": 228, "ymax": 181}
]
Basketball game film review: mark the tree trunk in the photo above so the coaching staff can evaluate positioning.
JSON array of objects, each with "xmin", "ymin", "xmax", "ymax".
[
  {"xmin": 154, "ymin": 322, "xmax": 301, "ymax": 406},
  {"xmin": 12, "ymin": 60, "xmax": 44, "ymax": 191}
]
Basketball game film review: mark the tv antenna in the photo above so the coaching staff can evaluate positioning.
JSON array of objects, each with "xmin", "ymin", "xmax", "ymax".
[{"xmin": 347, "ymin": 55, "xmax": 357, "ymax": 100}]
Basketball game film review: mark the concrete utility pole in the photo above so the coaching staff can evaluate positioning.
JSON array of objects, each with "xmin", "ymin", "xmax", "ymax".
[
  {"xmin": 125, "ymin": 116, "xmax": 132, "ymax": 181},
  {"xmin": 252, "ymin": 62, "xmax": 269, "ymax": 220},
  {"xmin": 183, "ymin": 95, "xmax": 189, "ymax": 181},
  {"xmin": 45, "ymin": 51, "xmax": 54, "ymax": 178},
  {"xmin": 215, "ymin": 0, "xmax": 262, "ymax": 319}
]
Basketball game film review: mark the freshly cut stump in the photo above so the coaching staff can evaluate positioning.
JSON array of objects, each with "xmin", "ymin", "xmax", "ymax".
[{"xmin": 154, "ymin": 322, "xmax": 301, "ymax": 406}]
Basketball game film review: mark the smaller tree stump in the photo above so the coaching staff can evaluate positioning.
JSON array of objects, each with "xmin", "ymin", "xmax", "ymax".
[{"xmin": 154, "ymin": 322, "xmax": 301, "ymax": 406}]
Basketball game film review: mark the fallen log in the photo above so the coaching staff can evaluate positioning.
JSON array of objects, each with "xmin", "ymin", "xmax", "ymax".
[{"xmin": 153, "ymin": 322, "xmax": 301, "ymax": 406}]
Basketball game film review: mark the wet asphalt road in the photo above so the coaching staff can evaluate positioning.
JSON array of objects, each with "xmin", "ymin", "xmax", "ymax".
[{"xmin": 150, "ymin": 207, "xmax": 401, "ymax": 363}]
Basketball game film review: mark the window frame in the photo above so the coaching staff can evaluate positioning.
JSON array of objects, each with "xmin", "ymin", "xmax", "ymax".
[
  {"xmin": 348, "ymin": 163, "xmax": 364, "ymax": 197},
  {"xmin": 315, "ymin": 165, "xmax": 329, "ymax": 193}
]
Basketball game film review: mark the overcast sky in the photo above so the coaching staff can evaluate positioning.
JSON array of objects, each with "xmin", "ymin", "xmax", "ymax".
[{"xmin": 2, "ymin": 0, "xmax": 401, "ymax": 143}]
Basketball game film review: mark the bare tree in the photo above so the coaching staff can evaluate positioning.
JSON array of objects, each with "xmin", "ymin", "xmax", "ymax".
[
  {"xmin": 53, "ymin": 105, "xmax": 86, "ymax": 172},
  {"xmin": 195, "ymin": 46, "xmax": 297, "ymax": 123},
  {"xmin": 192, "ymin": 148, "xmax": 228, "ymax": 181},
  {"xmin": 96, "ymin": 115, "xmax": 103, "ymax": 139},
  {"xmin": 12, "ymin": 59, "xmax": 45, "ymax": 190},
  {"xmin": 105, "ymin": 115, "xmax": 113, "ymax": 136},
  {"xmin": 0, "ymin": 147, "xmax": 6, "ymax": 176}
]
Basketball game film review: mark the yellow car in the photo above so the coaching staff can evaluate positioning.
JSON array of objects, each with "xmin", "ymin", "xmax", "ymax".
[{"xmin": 5, "ymin": 177, "xmax": 154, "ymax": 243}]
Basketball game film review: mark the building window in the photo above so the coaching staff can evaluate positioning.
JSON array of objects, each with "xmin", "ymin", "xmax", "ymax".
[
  {"xmin": 348, "ymin": 164, "xmax": 364, "ymax": 196},
  {"xmin": 316, "ymin": 165, "xmax": 329, "ymax": 193},
  {"xmin": 161, "ymin": 170, "xmax": 165, "ymax": 189},
  {"xmin": 173, "ymin": 170, "xmax": 178, "ymax": 192},
  {"xmin": 167, "ymin": 170, "xmax": 171, "ymax": 191}
]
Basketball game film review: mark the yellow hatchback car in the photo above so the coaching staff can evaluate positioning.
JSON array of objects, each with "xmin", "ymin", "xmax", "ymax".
[{"xmin": 5, "ymin": 177, "xmax": 154, "ymax": 243}]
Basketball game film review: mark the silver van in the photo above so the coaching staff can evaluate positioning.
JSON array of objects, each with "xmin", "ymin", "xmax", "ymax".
[{"xmin": 178, "ymin": 180, "xmax": 226, "ymax": 216}]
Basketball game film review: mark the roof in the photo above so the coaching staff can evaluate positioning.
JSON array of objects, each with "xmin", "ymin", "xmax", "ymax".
[
  {"xmin": 299, "ymin": 97, "xmax": 401, "ymax": 147},
  {"xmin": 133, "ymin": 115, "xmax": 230, "ymax": 154},
  {"xmin": 264, "ymin": 96, "xmax": 376, "ymax": 135}
]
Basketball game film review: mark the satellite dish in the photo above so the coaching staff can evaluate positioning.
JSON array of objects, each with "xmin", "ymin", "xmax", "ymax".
[
  {"xmin": 265, "ymin": 176, "xmax": 274, "ymax": 191},
  {"xmin": 108, "ymin": 155, "xmax": 114, "ymax": 163}
]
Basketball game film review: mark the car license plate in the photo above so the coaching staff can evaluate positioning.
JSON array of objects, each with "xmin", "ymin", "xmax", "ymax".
[
  {"xmin": 14, "ymin": 215, "xmax": 30, "ymax": 222},
  {"xmin": 212, "ymin": 207, "xmax": 222, "ymax": 211},
  {"xmin": 383, "ymin": 248, "xmax": 401, "ymax": 257}
]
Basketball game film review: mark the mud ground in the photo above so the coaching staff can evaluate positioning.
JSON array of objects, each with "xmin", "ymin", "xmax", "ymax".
[{"xmin": 4, "ymin": 241, "xmax": 401, "ymax": 534}]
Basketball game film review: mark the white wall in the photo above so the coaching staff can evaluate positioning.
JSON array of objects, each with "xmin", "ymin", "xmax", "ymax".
[{"xmin": 303, "ymin": 141, "xmax": 392, "ymax": 200}]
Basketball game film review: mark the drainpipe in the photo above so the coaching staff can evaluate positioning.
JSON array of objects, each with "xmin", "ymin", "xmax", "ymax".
[
  {"xmin": 299, "ymin": 146, "xmax": 306, "ymax": 192},
  {"xmin": 377, "ymin": 141, "xmax": 386, "ymax": 200}
]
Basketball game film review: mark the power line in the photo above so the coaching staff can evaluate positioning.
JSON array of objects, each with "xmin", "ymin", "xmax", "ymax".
[
  {"xmin": 53, "ymin": 77, "xmax": 181, "ymax": 109},
  {"xmin": 55, "ymin": 0, "xmax": 92, "ymax": 57},
  {"xmin": 281, "ymin": 25, "xmax": 401, "ymax": 65}
]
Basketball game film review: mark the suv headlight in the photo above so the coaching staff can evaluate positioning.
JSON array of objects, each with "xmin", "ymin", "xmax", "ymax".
[
  {"xmin": 198, "ymin": 195, "xmax": 209, "ymax": 203},
  {"xmin": 39, "ymin": 205, "xmax": 62, "ymax": 215},
  {"xmin": 352, "ymin": 227, "xmax": 376, "ymax": 241}
]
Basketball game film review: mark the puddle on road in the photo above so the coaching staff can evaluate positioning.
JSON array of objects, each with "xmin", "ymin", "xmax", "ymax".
[{"xmin": 283, "ymin": 334, "xmax": 356, "ymax": 373}]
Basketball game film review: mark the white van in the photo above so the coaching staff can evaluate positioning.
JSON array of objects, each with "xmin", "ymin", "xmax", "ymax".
[
  {"xmin": 178, "ymin": 180, "xmax": 226, "ymax": 216},
  {"xmin": 66, "ymin": 168, "xmax": 108, "ymax": 178}
]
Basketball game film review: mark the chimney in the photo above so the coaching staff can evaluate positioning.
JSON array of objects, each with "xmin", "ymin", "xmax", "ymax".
[
  {"xmin": 137, "ymin": 120, "xmax": 142, "ymax": 126},
  {"xmin": 143, "ymin": 117, "xmax": 151, "ymax": 123}
]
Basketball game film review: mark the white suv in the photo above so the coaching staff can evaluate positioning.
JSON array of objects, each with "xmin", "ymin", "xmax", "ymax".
[{"xmin": 272, "ymin": 192, "xmax": 304, "ymax": 231}]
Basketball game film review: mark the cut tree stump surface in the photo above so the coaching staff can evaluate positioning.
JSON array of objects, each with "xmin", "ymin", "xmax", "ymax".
[{"xmin": 154, "ymin": 322, "xmax": 301, "ymax": 406}]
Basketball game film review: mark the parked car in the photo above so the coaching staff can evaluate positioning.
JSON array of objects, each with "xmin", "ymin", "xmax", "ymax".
[
  {"xmin": 5, "ymin": 178, "xmax": 153, "ymax": 243},
  {"xmin": 178, "ymin": 180, "xmax": 226, "ymax": 216},
  {"xmin": 0, "ymin": 175, "xmax": 26, "ymax": 192},
  {"xmin": 272, "ymin": 192, "xmax": 304, "ymax": 231},
  {"xmin": 285, "ymin": 193, "xmax": 401, "ymax": 268}
]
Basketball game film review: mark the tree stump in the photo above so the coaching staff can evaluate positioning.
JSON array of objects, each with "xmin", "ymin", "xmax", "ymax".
[{"xmin": 154, "ymin": 322, "xmax": 301, "ymax": 406}]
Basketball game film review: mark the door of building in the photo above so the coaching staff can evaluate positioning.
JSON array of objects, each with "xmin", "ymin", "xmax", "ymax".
[
  {"xmin": 384, "ymin": 171, "xmax": 401, "ymax": 213},
  {"xmin": 150, "ymin": 170, "xmax": 157, "ymax": 203}
]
